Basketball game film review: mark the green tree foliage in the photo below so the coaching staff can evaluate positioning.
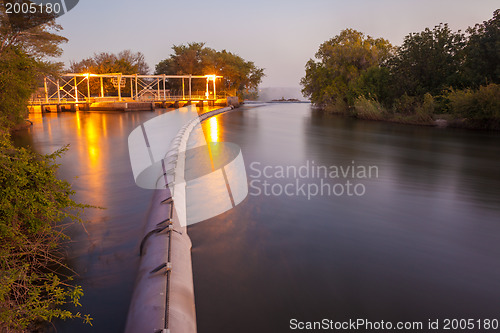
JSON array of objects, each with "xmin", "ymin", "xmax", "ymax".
[
  {"xmin": 155, "ymin": 42, "xmax": 206, "ymax": 75},
  {"xmin": 0, "ymin": 47, "xmax": 37, "ymax": 128},
  {"xmin": 302, "ymin": 10, "xmax": 500, "ymax": 127},
  {"xmin": 349, "ymin": 66, "xmax": 392, "ymax": 106},
  {"xmin": 301, "ymin": 29, "xmax": 393, "ymax": 109},
  {"xmin": 389, "ymin": 23, "xmax": 466, "ymax": 96},
  {"xmin": 155, "ymin": 42, "xmax": 265, "ymax": 97},
  {"xmin": 0, "ymin": 7, "xmax": 67, "ymax": 128},
  {"xmin": 0, "ymin": 7, "xmax": 67, "ymax": 60},
  {"xmin": 69, "ymin": 50, "xmax": 150, "ymax": 74},
  {"xmin": 463, "ymin": 9, "xmax": 500, "ymax": 87},
  {"xmin": 0, "ymin": 137, "xmax": 92, "ymax": 331},
  {"xmin": 69, "ymin": 50, "xmax": 150, "ymax": 97}
]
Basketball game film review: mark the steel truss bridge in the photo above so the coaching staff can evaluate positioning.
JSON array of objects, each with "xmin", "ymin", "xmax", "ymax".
[{"xmin": 31, "ymin": 73, "xmax": 224, "ymax": 106}]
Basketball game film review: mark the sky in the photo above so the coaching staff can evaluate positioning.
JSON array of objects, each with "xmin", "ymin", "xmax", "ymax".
[{"xmin": 56, "ymin": 0, "xmax": 499, "ymax": 89}]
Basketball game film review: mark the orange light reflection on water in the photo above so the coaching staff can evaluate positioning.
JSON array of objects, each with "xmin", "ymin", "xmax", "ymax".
[
  {"xmin": 76, "ymin": 111, "xmax": 82, "ymax": 133},
  {"xmin": 84, "ymin": 115, "xmax": 100, "ymax": 167},
  {"xmin": 209, "ymin": 116, "xmax": 219, "ymax": 143},
  {"xmin": 200, "ymin": 115, "xmax": 225, "ymax": 172},
  {"xmin": 73, "ymin": 113, "xmax": 107, "ymax": 211}
]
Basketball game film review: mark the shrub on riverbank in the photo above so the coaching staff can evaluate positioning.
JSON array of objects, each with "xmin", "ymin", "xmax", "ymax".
[
  {"xmin": 0, "ymin": 32, "xmax": 92, "ymax": 333},
  {"xmin": 414, "ymin": 93, "xmax": 435, "ymax": 123},
  {"xmin": 0, "ymin": 135, "xmax": 92, "ymax": 331},
  {"xmin": 444, "ymin": 84, "xmax": 500, "ymax": 130},
  {"xmin": 350, "ymin": 94, "xmax": 436, "ymax": 125},
  {"xmin": 448, "ymin": 84, "xmax": 500, "ymax": 120}
]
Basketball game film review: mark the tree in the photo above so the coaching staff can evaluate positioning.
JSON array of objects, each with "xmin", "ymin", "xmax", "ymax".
[
  {"xmin": 302, "ymin": 11, "xmax": 500, "ymax": 126},
  {"xmin": 349, "ymin": 66, "xmax": 393, "ymax": 106},
  {"xmin": 0, "ymin": 5, "xmax": 67, "ymax": 128},
  {"xmin": 463, "ymin": 9, "xmax": 500, "ymax": 87},
  {"xmin": 301, "ymin": 29, "xmax": 393, "ymax": 109},
  {"xmin": 69, "ymin": 50, "xmax": 149, "ymax": 74},
  {"xmin": 388, "ymin": 24, "xmax": 466, "ymax": 97},
  {"xmin": 155, "ymin": 42, "xmax": 264, "ymax": 98},
  {"xmin": 155, "ymin": 42, "xmax": 206, "ymax": 75},
  {"xmin": 0, "ymin": 47, "xmax": 37, "ymax": 128},
  {"xmin": 69, "ymin": 50, "xmax": 149, "ymax": 96},
  {"xmin": 0, "ymin": 6, "xmax": 67, "ymax": 60}
]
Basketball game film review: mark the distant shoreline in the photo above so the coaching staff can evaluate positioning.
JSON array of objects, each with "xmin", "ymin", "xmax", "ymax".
[
  {"xmin": 316, "ymin": 106, "xmax": 500, "ymax": 131},
  {"xmin": 268, "ymin": 100, "xmax": 311, "ymax": 104},
  {"xmin": 245, "ymin": 99, "xmax": 499, "ymax": 130}
]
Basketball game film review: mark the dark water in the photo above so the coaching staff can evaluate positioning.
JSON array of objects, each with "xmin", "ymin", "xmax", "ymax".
[
  {"xmin": 13, "ymin": 103, "xmax": 500, "ymax": 332},
  {"xmin": 191, "ymin": 103, "xmax": 500, "ymax": 332},
  {"xmin": 13, "ymin": 110, "xmax": 172, "ymax": 332}
]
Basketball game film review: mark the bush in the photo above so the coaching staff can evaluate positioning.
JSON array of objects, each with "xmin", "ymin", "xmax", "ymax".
[
  {"xmin": 414, "ymin": 93, "xmax": 435, "ymax": 121},
  {"xmin": 448, "ymin": 83, "xmax": 500, "ymax": 120},
  {"xmin": 0, "ymin": 135, "xmax": 92, "ymax": 331},
  {"xmin": 392, "ymin": 94, "xmax": 417, "ymax": 115}
]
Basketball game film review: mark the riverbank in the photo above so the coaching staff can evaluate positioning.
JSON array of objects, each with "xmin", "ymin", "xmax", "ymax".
[
  {"xmin": 356, "ymin": 113, "xmax": 500, "ymax": 131},
  {"xmin": 318, "ymin": 94, "xmax": 500, "ymax": 131}
]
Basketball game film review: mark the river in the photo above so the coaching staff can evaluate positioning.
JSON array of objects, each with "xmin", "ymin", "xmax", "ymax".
[{"xmin": 13, "ymin": 103, "xmax": 500, "ymax": 332}]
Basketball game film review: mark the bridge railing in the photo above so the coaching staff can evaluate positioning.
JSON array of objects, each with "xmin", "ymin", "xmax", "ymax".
[
  {"xmin": 33, "ymin": 73, "xmax": 227, "ymax": 105},
  {"xmin": 28, "ymin": 95, "xmax": 230, "ymax": 105}
]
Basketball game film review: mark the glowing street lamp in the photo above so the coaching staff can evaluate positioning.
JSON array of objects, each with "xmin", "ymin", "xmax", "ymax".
[{"xmin": 205, "ymin": 74, "xmax": 218, "ymax": 100}]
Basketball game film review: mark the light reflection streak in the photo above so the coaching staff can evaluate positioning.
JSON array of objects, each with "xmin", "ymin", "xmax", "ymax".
[
  {"xmin": 209, "ymin": 116, "xmax": 219, "ymax": 143},
  {"xmin": 201, "ymin": 115, "xmax": 222, "ymax": 171},
  {"xmin": 85, "ymin": 117, "xmax": 100, "ymax": 168}
]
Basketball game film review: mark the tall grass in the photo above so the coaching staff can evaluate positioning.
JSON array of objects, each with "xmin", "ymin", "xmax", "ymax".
[{"xmin": 353, "ymin": 96, "xmax": 385, "ymax": 120}]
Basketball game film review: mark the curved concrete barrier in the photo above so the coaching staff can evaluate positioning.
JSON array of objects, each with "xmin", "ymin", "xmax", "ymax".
[
  {"xmin": 125, "ymin": 106, "xmax": 244, "ymax": 333},
  {"xmin": 124, "ymin": 188, "xmax": 196, "ymax": 333}
]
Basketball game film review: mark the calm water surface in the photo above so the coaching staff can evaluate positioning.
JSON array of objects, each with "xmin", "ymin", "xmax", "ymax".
[
  {"xmin": 13, "ymin": 110, "xmax": 168, "ymax": 332},
  {"xmin": 13, "ymin": 103, "xmax": 500, "ymax": 332}
]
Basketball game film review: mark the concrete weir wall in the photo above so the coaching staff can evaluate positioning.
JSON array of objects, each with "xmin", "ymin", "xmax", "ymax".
[
  {"xmin": 125, "ymin": 106, "xmax": 236, "ymax": 333},
  {"xmin": 124, "ymin": 188, "xmax": 196, "ymax": 333}
]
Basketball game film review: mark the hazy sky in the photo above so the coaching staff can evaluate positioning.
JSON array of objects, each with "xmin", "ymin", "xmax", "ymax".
[{"xmin": 57, "ymin": 0, "xmax": 498, "ymax": 88}]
